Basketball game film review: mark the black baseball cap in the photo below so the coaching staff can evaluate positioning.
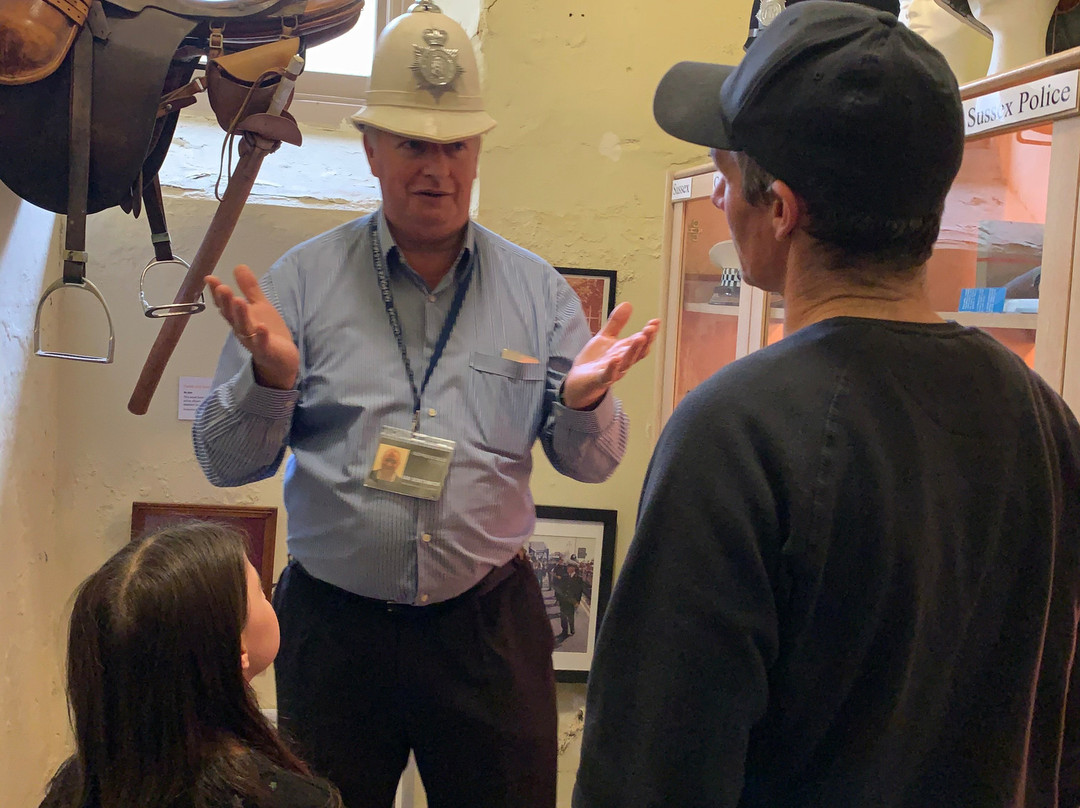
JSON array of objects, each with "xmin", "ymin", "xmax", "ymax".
[
  {"xmin": 656, "ymin": 1, "xmax": 964, "ymax": 221},
  {"xmin": 745, "ymin": 0, "xmax": 900, "ymax": 49},
  {"xmin": 788, "ymin": 0, "xmax": 899, "ymax": 14}
]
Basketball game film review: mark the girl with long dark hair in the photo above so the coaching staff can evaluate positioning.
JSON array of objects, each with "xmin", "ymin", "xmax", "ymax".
[{"xmin": 40, "ymin": 522, "xmax": 341, "ymax": 808}]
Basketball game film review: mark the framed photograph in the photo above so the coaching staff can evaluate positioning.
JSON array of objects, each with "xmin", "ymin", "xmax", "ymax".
[
  {"xmin": 130, "ymin": 502, "xmax": 278, "ymax": 601},
  {"xmin": 556, "ymin": 267, "xmax": 617, "ymax": 336},
  {"xmin": 527, "ymin": 505, "xmax": 617, "ymax": 682}
]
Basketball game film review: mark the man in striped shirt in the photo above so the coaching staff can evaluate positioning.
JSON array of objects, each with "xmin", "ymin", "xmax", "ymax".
[{"xmin": 192, "ymin": 4, "xmax": 658, "ymax": 808}]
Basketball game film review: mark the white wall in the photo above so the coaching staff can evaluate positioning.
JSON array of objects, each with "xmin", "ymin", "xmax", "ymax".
[{"xmin": 0, "ymin": 187, "xmax": 68, "ymax": 807}]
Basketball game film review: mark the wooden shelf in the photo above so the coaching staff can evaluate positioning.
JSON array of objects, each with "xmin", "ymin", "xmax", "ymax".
[
  {"xmin": 938, "ymin": 312, "xmax": 1038, "ymax": 329},
  {"xmin": 685, "ymin": 302, "xmax": 787, "ymax": 318},
  {"xmin": 685, "ymin": 302, "xmax": 740, "ymax": 316}
]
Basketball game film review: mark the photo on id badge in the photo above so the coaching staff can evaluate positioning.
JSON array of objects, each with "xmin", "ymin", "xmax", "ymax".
[
  {"xmin": 364, "ymin": 426, "xmax": 455, "ymax": 501},
  {"xmin": 368, "ymin": 443, "xmax": 409, "ymax": 484}
]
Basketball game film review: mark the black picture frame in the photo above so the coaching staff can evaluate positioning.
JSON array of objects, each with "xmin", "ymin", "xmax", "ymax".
[
  {"xmin": 555, "ymin": 267, "xmax": 617, "ymax": 336},
  {"xmin": 527, "ymin": 505, "xmax": 618, "ymax": 682}
]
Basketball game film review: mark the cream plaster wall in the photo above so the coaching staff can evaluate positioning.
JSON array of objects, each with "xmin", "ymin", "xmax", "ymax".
[
  {"xmin": 480, "ymin": 0, "xmax": 744, "ymax": 534},
  {"xmin": 0, "ymin": 188, "xmax": 69, "ymax": 807}
]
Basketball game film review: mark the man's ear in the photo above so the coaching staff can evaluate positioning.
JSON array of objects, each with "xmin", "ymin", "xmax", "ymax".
[
  {"xmin": 362, "ymin": 128, "xmax": 379, "ymax": 168},
  {"xmin": 769, "ymin": 180, "xmax": 804, "ymax": 241}
]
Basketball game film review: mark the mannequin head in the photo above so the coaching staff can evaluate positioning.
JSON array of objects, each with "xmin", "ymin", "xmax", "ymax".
[
  {"xmin": 936, "ymin": 0, "xmax": 1058, "ymax": 75},
  {"xmin": 977, "ymin": 0, "xmax": 1057, "ymax": 73},
  {"xmin": 901, "ymin": 0, "xmax": 991, "ymax": 84}
]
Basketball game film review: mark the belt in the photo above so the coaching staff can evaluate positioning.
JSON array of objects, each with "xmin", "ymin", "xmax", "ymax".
[{"xmin": 291, "ymin": 547, "xmax": 529, "ymax": 616}]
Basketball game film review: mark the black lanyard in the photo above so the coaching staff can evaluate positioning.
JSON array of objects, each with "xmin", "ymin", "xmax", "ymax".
[{"xmin": 371, "ymin": 218, "xmax": 474, "ymax": 432}]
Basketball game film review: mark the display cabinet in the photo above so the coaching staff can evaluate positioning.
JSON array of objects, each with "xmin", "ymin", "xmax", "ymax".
[
  {"xmin": 658, "ymin": 49, "xmax": 1080, "ymax": 428},
  {"xmin": 658, "ymin": 169, "xmax": 776, "ymax": 420}
]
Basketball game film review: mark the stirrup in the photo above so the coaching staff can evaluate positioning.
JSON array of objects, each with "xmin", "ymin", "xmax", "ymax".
[
  {"xmin": 33, "ymin": 277, "xmax": 115, "ymax": 363},
  {"xmin": 139, "ymin": 256, "xmax": 206, "ymax": 317}
]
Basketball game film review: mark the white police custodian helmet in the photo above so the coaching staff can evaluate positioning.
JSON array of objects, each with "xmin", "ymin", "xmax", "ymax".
[{"xmin": 351, "ymin": 0, "xmax": 496, "ymax": 143}]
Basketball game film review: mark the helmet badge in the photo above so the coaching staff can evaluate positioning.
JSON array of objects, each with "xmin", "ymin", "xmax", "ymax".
[
  {"xmin": 755, "ymin": 0, "xmax": 786, "ymax": 28},
  {"xmin": 412, "ymin": 28, "xmax": 464, "ymax": 100}
]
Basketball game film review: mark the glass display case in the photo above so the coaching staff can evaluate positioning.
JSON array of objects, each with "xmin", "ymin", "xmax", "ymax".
[
  {"xmin": 929, "ymin": 125, "xmax": 1051, "ymax": 367},
  {"xmin": 659, "ymin": 51, "xmax": 1080, "ymax": 427},
  {"xmin": 659, "ymin": 169, "xmax": 770, "ymax": 417}
]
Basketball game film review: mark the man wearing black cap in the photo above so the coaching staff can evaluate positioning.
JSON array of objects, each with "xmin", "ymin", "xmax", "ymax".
[{"xmin": 574, "ymin": 3, "xmax": 1080, "ymax": 807}]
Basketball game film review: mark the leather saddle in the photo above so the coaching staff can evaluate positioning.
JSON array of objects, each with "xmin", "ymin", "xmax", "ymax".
[
  {"xmin": 0, "ymin": 0, "xmax": 363, "ymax": 215},
  {"xmin": 0, "ymin": 0, "xmax": 363, "ymax": 362}
]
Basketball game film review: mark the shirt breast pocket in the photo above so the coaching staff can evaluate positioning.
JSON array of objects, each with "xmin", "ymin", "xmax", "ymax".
[{"xmin": 468, "ymin": 352, "xmax": 546, "ymax": 458}]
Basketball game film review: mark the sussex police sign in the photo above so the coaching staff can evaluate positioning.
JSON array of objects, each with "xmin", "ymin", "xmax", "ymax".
[
  {"xmin": 965, "ymin": 70, "xmax": 1080, "ymax": 137},
  {"xmin": 671, "ymin": 177, "xmax": 692, "ymax": 201}
]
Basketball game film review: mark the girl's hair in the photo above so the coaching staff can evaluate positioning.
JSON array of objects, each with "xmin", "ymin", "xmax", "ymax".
[{"xmin": 44, "ymin": 521, "xmax": 331, "ymax": 808}]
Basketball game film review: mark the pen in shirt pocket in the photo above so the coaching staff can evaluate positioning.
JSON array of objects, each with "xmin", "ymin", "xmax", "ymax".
[{"xmin": 501, "ymin": 348, "xmax": 540, "ymax": 364}]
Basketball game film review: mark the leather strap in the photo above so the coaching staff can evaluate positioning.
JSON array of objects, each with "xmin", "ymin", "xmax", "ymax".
[
  {"xmin": 142, "ymin": 175, "xmax": 176, "ymax": 263},
  {"xmin": 43, "ymin": 0, "xmax": 91, "ymax": 26},
  {"xmin": 206, "ymin": 0, "xmax": 363, "ymax": 51},
  {"xmin": 63, "ymin": 21, "xmax": 93, "ymax": 285},
  {"xmin": 157, "ymin": 75, "xmax": 206, "ymax": 118}
]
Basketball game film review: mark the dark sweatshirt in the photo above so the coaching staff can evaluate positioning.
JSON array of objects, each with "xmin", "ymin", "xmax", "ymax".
[{"xmin": 575, "ymin": 318, "xmax": 1080, "ymax": 808}]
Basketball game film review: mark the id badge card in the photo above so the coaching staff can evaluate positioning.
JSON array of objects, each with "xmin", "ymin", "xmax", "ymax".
[{"xmin": 364, "ymin": 425, "xmax": 455, "ymax": 501}]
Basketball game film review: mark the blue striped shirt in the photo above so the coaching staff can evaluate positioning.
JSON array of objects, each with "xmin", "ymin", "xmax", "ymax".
[{"xmin": 193, "ymin": 210, "xmax": 627, "ymax": 604}]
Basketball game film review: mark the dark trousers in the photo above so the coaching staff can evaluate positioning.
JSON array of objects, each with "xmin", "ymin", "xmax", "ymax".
[
  {"xmin": 272, "ymin": 557, "xmax": 557, "ymax": 808},
  {"xmin": 559, "ymin": 603, "xmax": 577, "ymax": 636}
]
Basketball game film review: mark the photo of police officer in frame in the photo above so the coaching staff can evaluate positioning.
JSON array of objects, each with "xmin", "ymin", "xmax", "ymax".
[{"xmin": 527, "ymin": 505, "xmax": 617, "ymax": 682}]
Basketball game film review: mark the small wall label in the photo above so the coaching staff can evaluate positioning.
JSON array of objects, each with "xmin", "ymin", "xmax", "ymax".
[{"xmin": 178, "ymin": 376, "xmax": 212, "ymax": 421}]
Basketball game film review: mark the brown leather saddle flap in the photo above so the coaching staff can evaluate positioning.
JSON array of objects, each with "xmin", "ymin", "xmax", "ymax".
[
  {"xmin": 214, "ymin": 35, "xmax": 299, "ymax": 83},
  {"xmin": 0, "ymin": 0, "xmax": 91, "ymax": 85}
]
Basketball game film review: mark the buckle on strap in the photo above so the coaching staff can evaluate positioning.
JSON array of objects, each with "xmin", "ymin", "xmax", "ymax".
[{"xmin": 139, "ymin": 257, "xmax": 207, "ymax": 318}]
